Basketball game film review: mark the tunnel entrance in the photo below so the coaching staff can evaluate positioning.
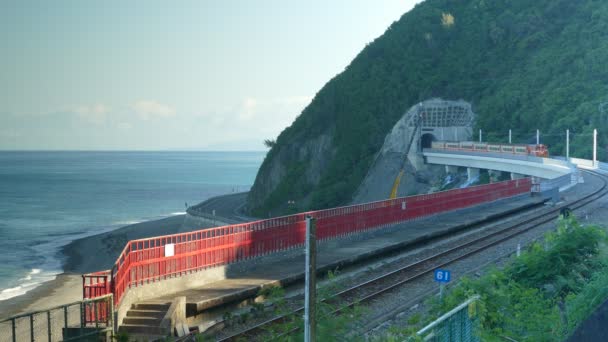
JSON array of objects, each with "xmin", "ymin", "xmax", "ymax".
[{"xmin": 420, "ymin": 133, "xmax": 437, "ymax": 149}]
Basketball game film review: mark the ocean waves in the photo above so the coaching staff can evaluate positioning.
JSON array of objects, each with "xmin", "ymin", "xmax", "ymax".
[
  {"xmin": 0, "ymin": 151, "xmax": 263, "ymax": 303},
  {"xmin": 0, "ymin": 269, "xmax": 57, "ymax": 301}
]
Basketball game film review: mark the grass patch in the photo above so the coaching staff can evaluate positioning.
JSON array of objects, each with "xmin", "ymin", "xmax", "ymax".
[{"xmin": 382, "ymin": 216, "xmax": 608, "ymax": 341}]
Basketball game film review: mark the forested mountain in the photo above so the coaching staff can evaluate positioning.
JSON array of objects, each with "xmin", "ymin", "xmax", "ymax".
[{"xmin": 247, "ymin": 0, "xmax": 608, "ymax": 216}]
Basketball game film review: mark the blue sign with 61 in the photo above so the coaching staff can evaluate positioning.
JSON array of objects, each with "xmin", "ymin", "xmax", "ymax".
[{"xmin": 434, "ymin": 269, "xmax": 451, "ymax": 283}]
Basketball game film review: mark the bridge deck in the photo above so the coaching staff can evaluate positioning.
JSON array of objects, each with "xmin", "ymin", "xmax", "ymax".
[
  {"xmin": 148, "ymin": 193, "xmax": 548, "ymax": 324},
  {"xmin": 422, "ymin": 148, "xmax": 574, "ymax": 179}
]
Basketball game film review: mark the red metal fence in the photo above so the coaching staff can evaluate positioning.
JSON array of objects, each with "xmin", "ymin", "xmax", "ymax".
[
  {"xmin": 83, "ymin": 178, "xmax": 531, "ymax": 308},
  {"xmin": 82, "ymin": 271, "xmax": 111, "ymax": 324}
]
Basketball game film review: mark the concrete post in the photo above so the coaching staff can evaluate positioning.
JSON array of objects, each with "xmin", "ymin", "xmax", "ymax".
[
  {"xmin": 454, "ymin": 127, "xmax": 457, "ymax": 141},
  {"xmin": 304, "ymin": 216, "xmax": 317, "ymax": 342},
  {"xmin": 536, "ymin": 129, "xmax": 540, "ymax": 145},
  {"xmin": 511, "ymin": 173, "xmax": 525, "ymax": 180},
  {"xmin": 467, "ymin": 167, "xmax": 480, "ymax": 182},
  {"xmin": 509, "ymin": 129, "xmax": 512, "ymax": 144},
  {"xmin": 566, "ymin": 129, "xmax": 569, "ymax": 160},
  {"xmin": 593, "ymin": 128, "xmax": 597, "ymax": 167},
  {"xmin": 445, "ymin": 165, "xmax": 458, "ymax": 174},
  {"xmin": 479, "ymin": 129, "xmax": 482, "ymax": 143},
  {"xmin": 441, "ymin": 127, "xmax": 444, "ymax": 140}
]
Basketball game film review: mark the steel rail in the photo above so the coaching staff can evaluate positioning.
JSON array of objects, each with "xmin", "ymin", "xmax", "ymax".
[{"xmin": 218, "ymin": 170, "xmax": 607, "ymax": 341}]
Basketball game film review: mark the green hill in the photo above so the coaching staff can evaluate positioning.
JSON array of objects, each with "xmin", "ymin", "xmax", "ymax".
[{"xmin": 247, "ymin": 0, "xmax": 608, "ymax": 216}]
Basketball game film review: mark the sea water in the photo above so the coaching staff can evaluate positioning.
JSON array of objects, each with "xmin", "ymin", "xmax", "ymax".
[{"xmin": 0, "ymin": 151, "xmax": 264, "ymax": 301}]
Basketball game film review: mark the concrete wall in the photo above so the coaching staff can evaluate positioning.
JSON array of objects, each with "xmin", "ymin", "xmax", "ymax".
[
  {"xmin": 570, "ymin": 157, "xmax": 597, "ymax": 169},
  {"xmin": 418, "ymin": 126, "xmax": 473, "ymax": 144},
  {"xmin": 115, "ymin": 265, "xmax": 228, "ymax": 328}
]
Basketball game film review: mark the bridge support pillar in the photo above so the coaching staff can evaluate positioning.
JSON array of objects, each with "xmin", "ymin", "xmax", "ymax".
[
  {"xmin": 445, "ymin": 165, "xmax": 459, "ymax": 174},
  {"xmin": 467, "ymin": 167, "xmax": 480, "ymax": 182},
  {"xmin": 510, "ymin": 173, "xmax": 525, "ymax": 180}
]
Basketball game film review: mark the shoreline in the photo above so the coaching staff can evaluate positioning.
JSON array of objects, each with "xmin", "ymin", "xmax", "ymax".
[
  {"xmin": 62, "ymin": 214, "xmax": 189, "ymax": 274},
  {"xmin": 0, "ymin": 273, "xmax": 82, "ymax": 320},
  {"xmin": 0, "ymin": 214, "xmax": 207, "ymax": 319},
  {"xmin": 0, "ymin": 192, "xmax": 250, "ymax": 319}
]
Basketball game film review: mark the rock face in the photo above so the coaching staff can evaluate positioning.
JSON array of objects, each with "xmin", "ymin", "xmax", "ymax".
[
  {"xmin": 247, "ymin": 132, "xmax": 336, "ymax": 215},
  {"xmin": 351, "ymin": 108, "xmax": 447, "ymax": 204}
]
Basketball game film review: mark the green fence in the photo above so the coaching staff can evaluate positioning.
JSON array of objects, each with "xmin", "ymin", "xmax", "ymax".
[
  {"xmin": 0, "ymin": 294, "xmax": 113, "ymax": 342},
  {"xmin": 416, "ymin": 296, "xmax": 480, "ymax": 342}
]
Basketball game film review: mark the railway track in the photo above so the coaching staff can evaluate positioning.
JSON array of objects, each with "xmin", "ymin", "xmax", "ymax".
[{"xmin": 217, "ymin": 170, "xmax": 607, "ymax": 341}]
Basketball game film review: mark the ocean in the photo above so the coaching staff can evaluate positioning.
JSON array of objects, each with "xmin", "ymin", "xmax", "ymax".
[{"xmin": 0, "ymin": 151, "xmax": 264, "ymax": 301}]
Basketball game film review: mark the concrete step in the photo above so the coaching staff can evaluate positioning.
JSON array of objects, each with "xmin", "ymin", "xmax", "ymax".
[
  {"xmin": 126, "ymin": 309, "xmax": 166, "ymax": 319},
  {"xmin": 131, "ymin": 302, "xmax": 171, "ymax": 311},
  {"xmin": 118, "ymin": 324, "xmax": 169, "ymax": 336},
  {"xmin": 125, "ymin": 333, "xmax": 168, "ymax": 342},
  {"xmin": 122, "ymin": 316, "xmax": 163, "ymax": 325}
]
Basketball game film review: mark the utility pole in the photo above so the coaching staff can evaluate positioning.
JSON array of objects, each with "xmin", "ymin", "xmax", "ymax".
[
  {"xmin": 593, "ymin": 129, "xmax": 598, "ymax": 167},
  {"xmin": 509, "ymin": 129, "xmax": 512, "ymax": 144},
  {"xmin": 536, "ymin": 129, "xmax": 540, "ymax": 145},
  {"xmin": 566, "ymin": 129, "xmax": 570, "ymax": 160},
  {"xmin": 304, "ymin": 216, "xmax": 317, "ymax": 342}
]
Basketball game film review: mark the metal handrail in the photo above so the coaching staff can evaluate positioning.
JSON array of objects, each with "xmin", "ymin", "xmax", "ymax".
[
  {"xmin": 417, "ymin": 295, "xmax": 480, "ymax": 336},
  {"xmin": 0, "ymin": 294, "xmax": 114, "ymax": 322}
]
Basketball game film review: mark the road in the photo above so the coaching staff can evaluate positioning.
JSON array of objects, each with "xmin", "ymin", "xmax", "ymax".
[{"xmin": 188, "ymin": 192, "xmax": 257, "ymax": 223}]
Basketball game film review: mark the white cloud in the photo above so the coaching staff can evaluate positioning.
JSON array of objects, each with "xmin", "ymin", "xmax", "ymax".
[
  {"xmin": 195, "ymin": 95, "xmax": 313, "ymax": 148},
  {"xmin": 132, "ymin": 100, "xmax": 176, "ymax": 120},
  {"xmin": 72, "ymin": 104, "xmax": 109, "ymax": 125},
  {"xmin": 238, "ymin": 97, "xmax": 257, "ymax": 121},
  {"xmin": 233, "ymin": 95, "xmax": 312, "ymax": 124}
]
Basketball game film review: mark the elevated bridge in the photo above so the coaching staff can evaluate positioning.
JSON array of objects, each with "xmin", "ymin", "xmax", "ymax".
[{"xmin": 422, "ymin": 148, "xmax": 576, "ymax": 181}]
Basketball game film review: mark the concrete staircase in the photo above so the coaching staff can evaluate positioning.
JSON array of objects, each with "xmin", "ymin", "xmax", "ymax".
[{"xmin": 119, "ymin": 301, "xmax": 172, "ymax": 337}]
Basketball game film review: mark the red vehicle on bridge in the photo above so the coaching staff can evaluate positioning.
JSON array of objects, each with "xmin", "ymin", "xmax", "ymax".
[{"xmin": 431, "ymin": 141, "xmax": 549, "ymax": 157}]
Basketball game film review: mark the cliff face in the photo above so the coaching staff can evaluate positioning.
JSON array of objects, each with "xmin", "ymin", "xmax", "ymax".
[
  {"xmin": 248, "ymin": 131, "xmax": 335, "ymax": 216},
  {"xmin": 248, "ymin": 0, "xmax": 608, "ymax": 216}
]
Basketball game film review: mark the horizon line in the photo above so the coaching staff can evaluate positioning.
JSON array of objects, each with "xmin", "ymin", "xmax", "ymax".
[{"xmin": 0, "ymin": 149, "xmax": 268, "ymax": 153}]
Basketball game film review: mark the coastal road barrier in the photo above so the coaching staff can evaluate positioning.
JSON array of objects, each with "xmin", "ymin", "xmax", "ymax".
[
  {"xmin": 0, "ymin": 294, "xmax": 113, "ymax": 342},
  {"xmin": 82, "ymin": 178, "xmax": 532, "ymax": 320}
]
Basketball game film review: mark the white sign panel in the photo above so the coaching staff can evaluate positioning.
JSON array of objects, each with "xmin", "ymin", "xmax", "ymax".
[{"xmin": 165, "ymin": 243, "xmax": 175, "ymax": 257}]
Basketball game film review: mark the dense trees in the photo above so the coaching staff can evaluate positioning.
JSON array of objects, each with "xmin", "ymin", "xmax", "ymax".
[{"xmin": 250, "ymin": 0, "xmax": 608, "ymax": 215}]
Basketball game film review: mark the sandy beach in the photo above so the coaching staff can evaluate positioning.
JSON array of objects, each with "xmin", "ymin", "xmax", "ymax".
[
  {"xmin": 0, "ymin": 213, "xmax": 221, "ymax": 320},
  {"xmin": 62, "ymin": 214, "xmax": 189, "ymax": 274},
  {"xmin": 0, "ymin": 274, "xmax": 82, "ymax": 320},
  {"xmin": 0, "ymin": 189, "xmax": 251, "ymax": 320}
]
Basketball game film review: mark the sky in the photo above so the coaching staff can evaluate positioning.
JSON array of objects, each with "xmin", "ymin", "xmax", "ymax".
[{"xmin": 0, "ymin": 1, "xmax": 421, "ymax": 150}]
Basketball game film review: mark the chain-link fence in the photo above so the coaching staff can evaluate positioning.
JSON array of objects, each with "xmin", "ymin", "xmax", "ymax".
[
  {"xmin": 416, "ymin": 296, "xmax": 480, "ymax": 342},
  {"xmin": 0, "ymin": 294, "xmax": 113, "ymax": 342}
]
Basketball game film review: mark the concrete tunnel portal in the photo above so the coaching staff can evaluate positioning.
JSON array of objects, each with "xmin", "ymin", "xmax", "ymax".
[
  {"xmin": 352, "ymin": 98, "xmax": 476, "ymax": 203},
  {"xmin": 420, "ymin": 133, "xmax": 437, "ymax": 149}
]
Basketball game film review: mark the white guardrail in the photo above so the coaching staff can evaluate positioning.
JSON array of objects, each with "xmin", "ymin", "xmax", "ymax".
[
  {"xmin": 539, "ymin": 172, "xmax": 577, "ymax": 192},
  {"xmin": 543, "ymin": 156, "xmax": 608, "ymax": 192},
  {"xmin": 569, "ymin": 157, "xmax": 608, "ymax": 171}
]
